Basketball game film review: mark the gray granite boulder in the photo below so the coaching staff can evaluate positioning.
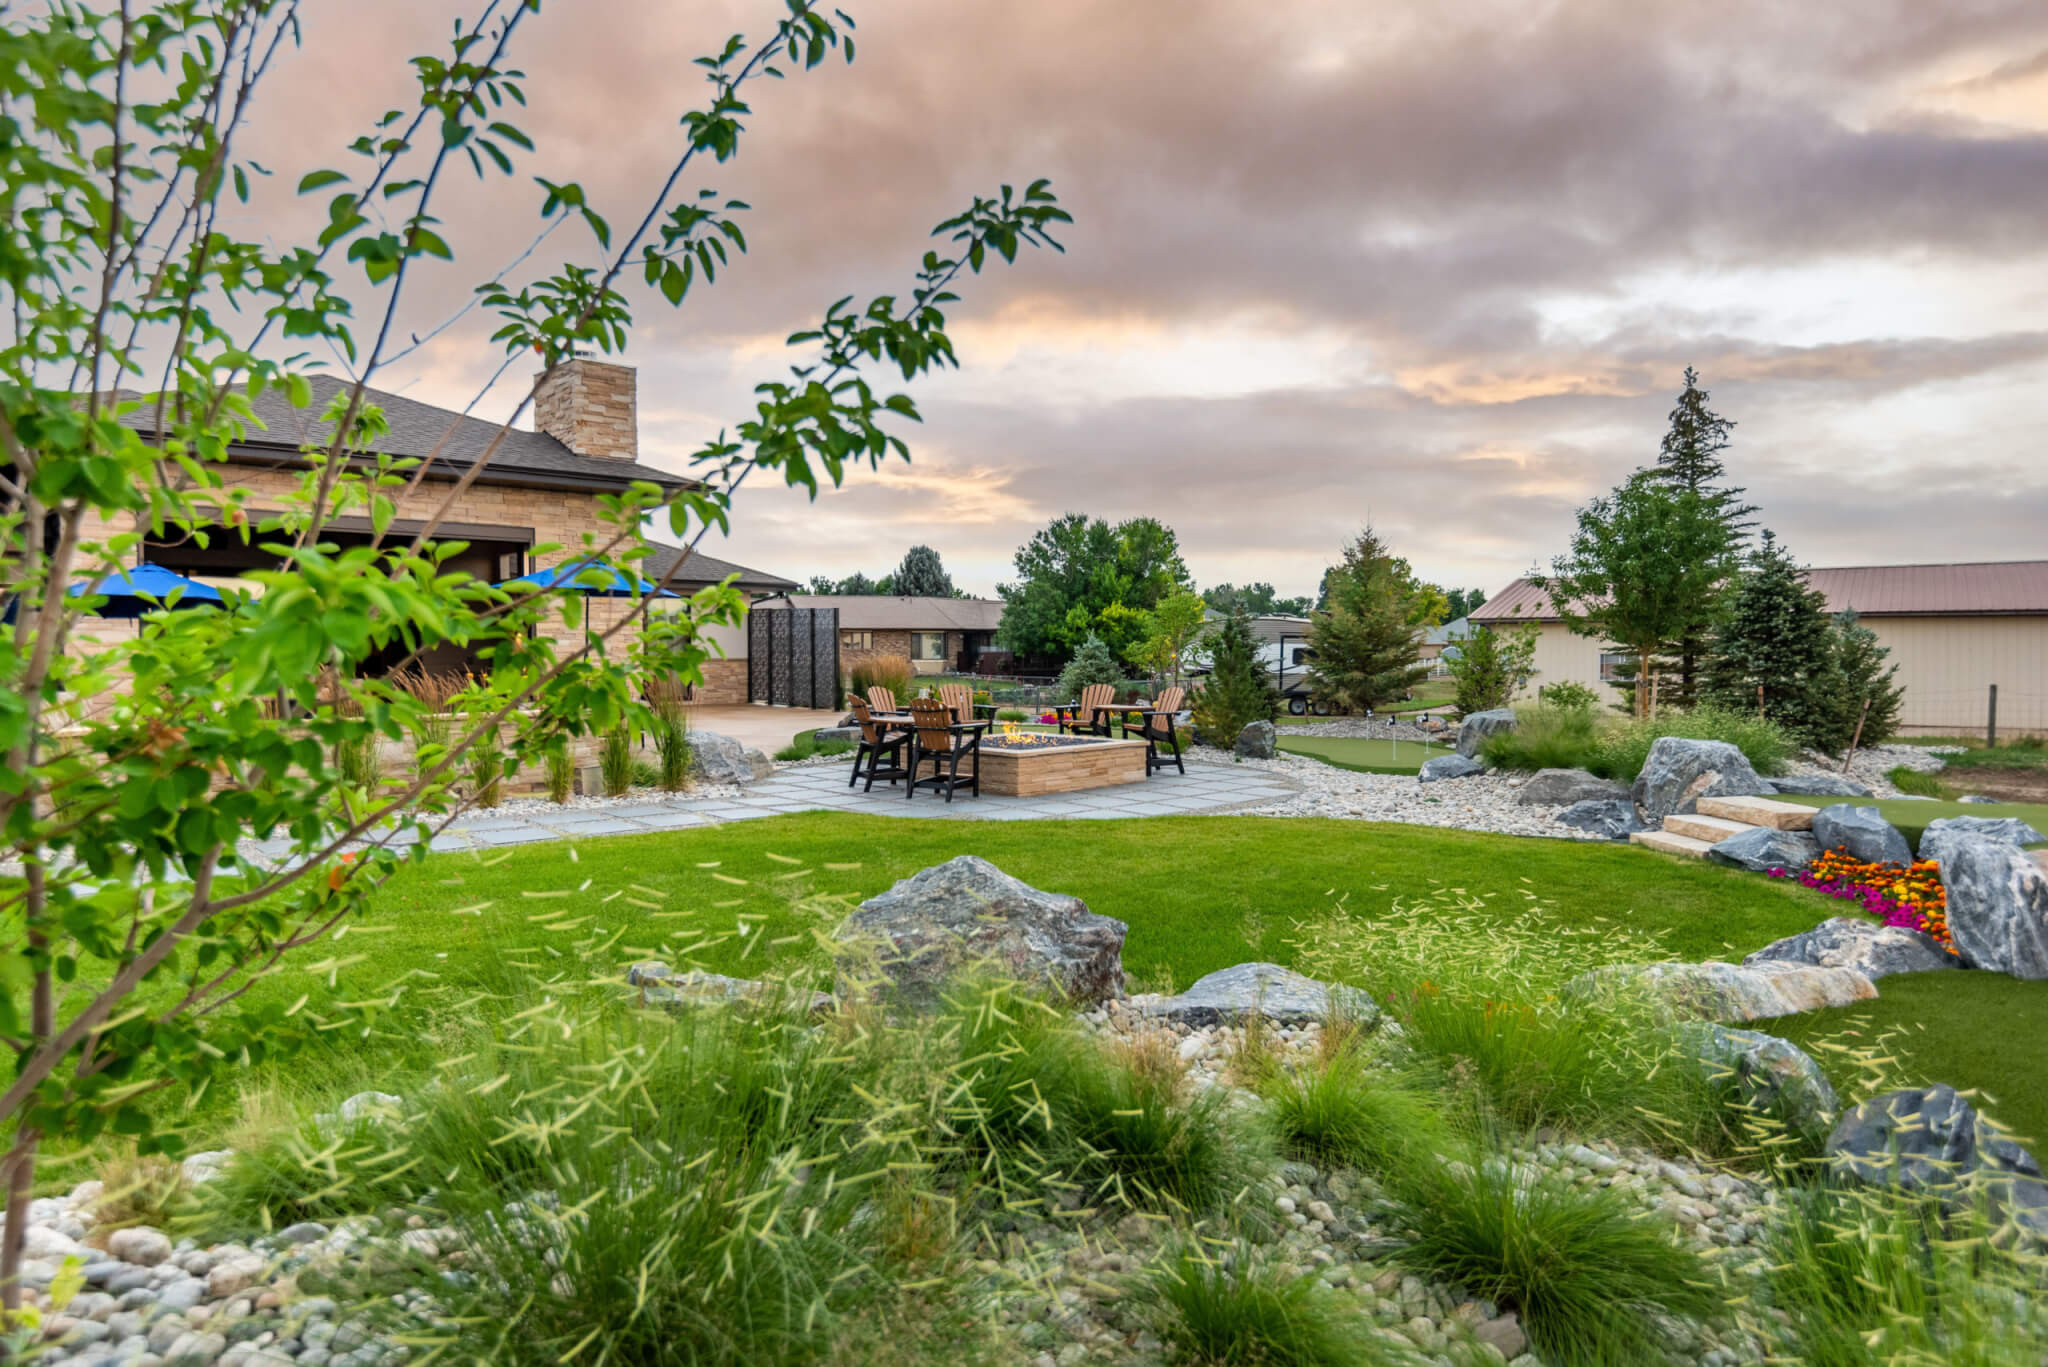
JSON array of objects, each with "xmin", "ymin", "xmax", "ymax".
[
  {"xmin": 1766, "ymin": 772, "xmax": 1873, "ymax": 798},
  {"xmin": 1455, "ymin": 708, "xmax": 1517, "ymax": 758},
  {"xmin": 1810, "ymin": 804, "xmax": 1912, "ymax": 866},
  {"xmin": 688, "ymin": 731, "xmax": 772, "ymax": 785},
  {"xmin": 1941, "ymin": 836, "xmax": 2048, "ymax": 979},
  {"xmin": 1132, "ymin": 962, "xmax": 1377, "ymax": 1027},
  {"xmin": 1419, "ymin": 753, "xmax": 1486, "ymax": 783},
  {"xmin": 1826, "ymin": 1084, "xmax": 2041, "ymax": 1194},
  {"xmin": 1514, "ymin": 767, "xmax": 1629, "ymax": 806},
  {"xmin": 1707, "ymin": 825, "xmax": 1821, "ymax": 874},
  {"xmin": 1570, "ymin": 959, "xmax": 1877, "ymax": 1023},
  {"xmin": 1555, "ymin": 798, "xmax": 1646, "ymax": 841},
  {"xmin": 1678, "ymin": 1023, "xmax": 1838, "ymax": 1144},
  {"xmin": 1918, "ymin": 815, "xmax": 2047, "ymax": 870},
  {"xmin": 810, "ymin": 726, "xmax": 861, "ymax": 745},
  {"xmin": 1744, "ymin": 917, "xmax": 1956, "ymax": 980},
  {"xmin": 834, "ymin": 856, "xmax": 1126, "ymax": 1009},
  {"xmin": 1631, "ymin": 738, "xmax": 1773, "ymax": 825},
  {"xmin": 1957, "ymin": 794, "xmax": 2000, "ymax": 804},
  {"xmin": 628, "ymin": 961, "xmax": 833, "ymax": 1015},
  {"xmin": 1234, "ymin": 720, "xmax": 1278, "ymax": 760}
]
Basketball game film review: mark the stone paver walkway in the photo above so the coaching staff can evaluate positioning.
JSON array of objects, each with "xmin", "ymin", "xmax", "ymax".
[{"xmin": 322, "ymin": 758, "xmax": 1302, "ymax": 856}]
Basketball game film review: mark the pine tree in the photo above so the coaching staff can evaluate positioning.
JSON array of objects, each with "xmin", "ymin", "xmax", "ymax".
[
  {"xmin": 1192, "ymin": 609, "xmax": 1279, "ymax": 741},
  {"xmin": 892, "ymin": 544, "xmax": 957, "ymax": 597},
  {"xmin": 1445, "ymin": 622, "xmax": 1538, "ymax": 715},
  {"xmin": 1304, "ymin": 528, "xmax": 1430, "ymax": 713},
  {"xmin": 1816, "ymin": 613, "xmax": 1905, "ymax": 752},
  {"xmin": 1650, "ymin": 368, "xmax": 1756, "ymax": 705},
  {"xmin": 1700, "ymin": 531, "xmax": 1838, "ymax": 742}
]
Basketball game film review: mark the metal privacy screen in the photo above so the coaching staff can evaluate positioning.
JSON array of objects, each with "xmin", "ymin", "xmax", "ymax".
[{"xmin": 748, "ymin": 605, "xmax": 839, "ymax": 709}]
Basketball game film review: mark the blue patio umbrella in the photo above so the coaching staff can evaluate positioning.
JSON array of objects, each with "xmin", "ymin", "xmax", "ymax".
[
  {"xmin": 65, "ymin": 563, "xmax": 223, "ymax": 618},
  {"xmin": 496, "ymin": 560, "xmax": 677, "ymax": 597}
]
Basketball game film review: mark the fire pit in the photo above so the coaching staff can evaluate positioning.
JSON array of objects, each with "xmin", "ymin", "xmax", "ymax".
[{"xmin": 973, "ymin": 728, "xmax": 1150, "ymax": 796}]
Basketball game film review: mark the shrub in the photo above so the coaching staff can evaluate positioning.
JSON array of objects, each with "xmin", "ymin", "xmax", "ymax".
[
  {"xmin": 1887, "ymin": 765, "xmax": 1946, "ymax": 798},
  {"xmin": 1480, "ymin": 702, "xmax": 1606, "ymax": 772},
  {"xmin": 630, "ymin": 758, "xmax": 660, "ymax": 788},
  {"xmin": 599, "ymin": 725, "xmax": 635, "ymax": 797},
  {"xmin": 543, "ymin": 738, "xmax": 575, "ymax": 804},
  {"xmin": 1446, "ymin": 622, "xmax": 1537, "ymax": 716},
  {"xmin": 1591, "ymin": 703, "xmax": 1796, "ymax": 780},
  {"xmin": 847, "ymin": 656, "xmax": 914, "ymax": 706},
  {"xmin": 995, "ymin": 707, "xmax": 1029, "ymax": 722},
  {"xmin": 1536, "ymin": 680, "xmax": 1600, "ymax": 712},
  {"xmin": 651, "ymin": 704, "xmax": 692, "ymax": 792},
  {"xmin": 774, "ymin": 730, "xmax": 855, "ymax": 762},
  {"xmin": 1152, "ymin": 1241, "xmax": 1396, "ymax": 1367},
  {"xmin": 467, "ymin": 726, "xmax": 505, "ymax": 809},
  {"xmin": 1261, "ymin": 1051, "xmax": 1446, "ymax": 1176},
  {"xmin": 1192, "ymin": 611, "xmax": 1279, "ymax": 744},
  {"xmin": 1386, "ymin": 1145, "xmax": 1719, "ymax": 1367}
]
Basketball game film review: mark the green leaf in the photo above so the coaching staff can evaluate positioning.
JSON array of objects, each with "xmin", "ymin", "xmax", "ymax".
[
  {"xmin": 233, "ymin": 165, "xmax": 249, "ymax": 202},
  {"xmin": 298, "ymin": 169, "xmax": 347, "ymax": 194}
]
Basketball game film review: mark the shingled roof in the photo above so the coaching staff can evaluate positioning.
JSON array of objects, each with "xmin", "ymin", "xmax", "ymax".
[
  {"xmin": 643, "ymin": 544, "xmax": 799, "ymax": 595},
  {"xmin": 114, "ymin": 375, "xmax": 689, "ymax": 493},
  {"xmin": 1473, "ymin": 560, "xmax": 2048, "ymax": 622}
]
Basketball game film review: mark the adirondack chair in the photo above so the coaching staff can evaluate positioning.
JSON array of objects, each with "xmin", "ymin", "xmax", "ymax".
[
  {"xmin": 904, "ymin": 697, "xmax": 988, "ymax": 802},
  {"xmin": 937, "ymin": 682, "xmax": 975, "ymax": 725},
  {"xmin": 865, "ymin": 685, "xmax": 899, "ymax": 717},
  {"xmin": 1056, "ymin": 682, "xmax": 1115, "ymax": 737},
  {"xmin": 847, "ymin": 696, "xmax": 910, "ymax": 791},
  {"xmin": 1117, "ymin": 685, "xmax": 1187, "ymax": 775}
]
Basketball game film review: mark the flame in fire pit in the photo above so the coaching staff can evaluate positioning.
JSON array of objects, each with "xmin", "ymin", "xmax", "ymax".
[{"xmin": 996, "ymin": 722, "xmax": 1060, "ymax": 747}]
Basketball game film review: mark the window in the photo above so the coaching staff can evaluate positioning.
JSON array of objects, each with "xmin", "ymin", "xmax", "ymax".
[
  {"xmin": 1599, "ymin": 653, "xmax": 1629, "ymax": 682},
  {"xmin": 912, "ymin": 631, "xmax": 948, "ymax": 661},
  {"xmin": 496, "ymin": 550, "xmax": 525, "ymax": 580},
  {"xmin": 840, "ymin": 630, "xmax": 872, "ymax": 650}
]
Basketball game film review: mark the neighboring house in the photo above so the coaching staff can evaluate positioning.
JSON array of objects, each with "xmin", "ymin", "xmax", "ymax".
[
  {"xmin": 1420, "ymin": 616, "xmax": 1473, "ymax": 678},
  {"xmin": 1470, "ymin": 560, "xmax": 2048, "ymax": 734},
  {"xmin": 98, "ymin": 360, "xmax": 691, "ymax": 675},
  {"xmin": 755, "ymin": 594, "xmax": 1005, "ymax": 676}
]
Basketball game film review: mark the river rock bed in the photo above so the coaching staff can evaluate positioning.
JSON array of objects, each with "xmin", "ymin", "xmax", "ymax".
[{"xmin": 1204, "ymin": 749, "xmax": 1607, "ymax": 839}]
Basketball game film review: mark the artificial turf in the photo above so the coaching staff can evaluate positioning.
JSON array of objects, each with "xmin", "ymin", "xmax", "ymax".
[
  {"xmin": 1275, "ymin": 734, "xmax": 1454, "ymax": 775},
  {"xmin": 1772, "ymin": 796, "xmax": 2048, "ymax": 855}
]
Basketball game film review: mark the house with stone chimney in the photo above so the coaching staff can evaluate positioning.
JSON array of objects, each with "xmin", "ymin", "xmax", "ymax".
[{"xmin": 99, "ymin": 360, "xmax": 793, "ymax": 695}]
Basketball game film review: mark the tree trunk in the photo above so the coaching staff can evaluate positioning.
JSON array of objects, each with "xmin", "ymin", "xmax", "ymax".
[
  {"xmin": 0, "ymin": 1128, "xmax": 38, "ymax": 1316},
  {"xmin": 1635, "ymin": 647, "xmax": 1651, "ymax": 719}
]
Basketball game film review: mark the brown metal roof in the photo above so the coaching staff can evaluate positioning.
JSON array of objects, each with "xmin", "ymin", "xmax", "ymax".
[{"xmin": 1472, "ymin": 560, "xmax": 2048, "ymax": 623}]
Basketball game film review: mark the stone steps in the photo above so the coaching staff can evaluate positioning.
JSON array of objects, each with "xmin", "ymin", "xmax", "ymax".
[
  {"xmin": 1696, "ymin": 796, "xmax": 1817, "ymax": 831},
  {"xmin": 1663, "ymin": 812, "xmax": 1755, "ymax": 844},
  {"xmin": 1629, "ymin": 828, "xmax": 1718, "ymax": 858}
]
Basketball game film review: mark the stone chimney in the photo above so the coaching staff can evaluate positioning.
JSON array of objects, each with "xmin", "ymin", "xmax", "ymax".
[{"xmin": 533, "ymin": 358, "xmax": 638, "ymax": 461}]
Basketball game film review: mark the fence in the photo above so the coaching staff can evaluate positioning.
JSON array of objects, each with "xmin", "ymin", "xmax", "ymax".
[{"xmin": 747, "ymin": 606, "xmax": 839, "ymax": 709}]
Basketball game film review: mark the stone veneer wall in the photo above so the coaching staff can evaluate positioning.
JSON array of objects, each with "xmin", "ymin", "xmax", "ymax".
[
  {"xmin": 532, "ymin": 360, "xmax": 638, "ymax": 461},
  {"xmin": 977, "ymin": 738, "xmax": 1149, "ymax": 797}
]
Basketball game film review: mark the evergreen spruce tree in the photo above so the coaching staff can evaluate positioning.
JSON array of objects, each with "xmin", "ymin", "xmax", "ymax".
[
  {"xmin": 1444, "ymin": 622, "xmax": 1538, "ymax": 715},
  {"xmin": 1055, "ymin": 634, "xmax": 1124, "ymax": 699},
  {"xmin": 1700, "ymin": 531, "xmax": 1838, "ymax": 743},
  {"xmin": 1304, "ymin": 528, "xmax": 1430, "ymax": 713},
  {"xmin": 1816, "ymin": 612, "xmax": 1905, "ymax": 752},
  {"xmin": 1649, "ymin": 368, "xmax": 1756, "ymax": 705},
  {"xmin": 892, "ymin": 544, "xmax": 958, "ymax": 597},
  {"xmin": 1192, "ymin": 609, "xmax": 1279, "ymax": 742}
]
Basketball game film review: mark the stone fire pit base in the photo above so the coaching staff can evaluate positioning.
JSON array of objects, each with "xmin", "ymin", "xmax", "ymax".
[{"xmin": 975, "ymin": 737, "xmax": 1151, "ymax": 797}]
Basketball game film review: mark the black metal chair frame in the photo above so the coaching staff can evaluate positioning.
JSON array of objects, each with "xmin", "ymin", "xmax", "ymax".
[
  {"xmin": 851, "ymin": 713, "xmax": 912, "ymax": 792},
  {"xmin": 1116, "ymin": 706, "xmax": 1187, "ymax": 776},
  {"xmin": 1054, "ymin": 703, "xmax": 1113, "ymax": 737},
  {"xmin": 906, "ymin": 717, "xmax": 990, "ymax": 802}
]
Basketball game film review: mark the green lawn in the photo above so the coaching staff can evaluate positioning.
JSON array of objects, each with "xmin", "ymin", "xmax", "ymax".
[
  {"xmin": 1773, "ymin": 795, "xmax": 2048, "ymax": 855},
  {"xmin": 1769, "ymin": 970, "xmax": 2048, "ymax": 1149},
  {"xmin": 1276, "ymin": 734, "xmax": 1453, "ymax": 774}
]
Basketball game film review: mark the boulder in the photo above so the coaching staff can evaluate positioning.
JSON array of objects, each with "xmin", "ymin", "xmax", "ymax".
[
  {"xmin": 1570, "ymin": 959, "xmax": 1877, "ymax": 1023},
  {"xmin": 1957, "ymin": 794, "xmax": 2000, "ymax": 804},
  {"xmin": 1940, "ymin": 836, "xmax": 2048, "ymax": 979},
  {"xmin": 1131, "ymin": 962, "xmax": 1377, "ymax": 1027},
  {"xmin": 1918, "ymin": 815, "xmax": 2047, "ymax": 870},
  {"xmin": 1419, "ymin": 753, "xmax": 1485, "ymax": 783},
  {"xmin": 1677, "ymin": 1023, "xmax": 1839, "ymax": 1143},
  {"xmin": 1455, "ymin": 708, "xmax": 1517, "ymax": 758},
  {"xmin": 1810, "ymin": 805, "xmax": 1912, "ymax": 866},
  {"xmin": 1744, "ymin": 917, "xmax": 1956, "ymax": 980},
  {"xmin": 689, "ymin": 731, "xmax": 771, "ymax": 785},
  {"xmin": 1706, "ymin": 825, "xmax": 1821, "ymax": 874},
  {"xmin": 1766, "ymin": 773, "xmax": 1873, "ymax": 798},
  {"xmin": 627, "ymin": 961, "xmax": 833, "ymax": 1015},
  {"xmin": 1514, "ymin": 768, "xmax": 1628, "ymax": 806},
  {"xmin": 1234, "ymin": 720, "xmax": 1278, "ymax": 760},
  {"xmin": 1630, "ymin": 738, "xmax": 1773, "ymax": 825},
  {"xmin": 834, "ymin": 856, "xmax": 1127, "ymax": 1009},
  {"xmin": 1826, "ymin": 1084, "xmax": 2041, "ymax": 1194},
  {"xmin": 1554, "ymin": 798, "xmax": 1646, "ymax": 841},
  {"xmin": 810, "ymin": 726, "xmax": 861, "ymax": 746}
]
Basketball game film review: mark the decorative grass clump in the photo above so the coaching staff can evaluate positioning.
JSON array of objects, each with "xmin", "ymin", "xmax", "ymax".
[
  {"xmin": 1887, "ymin": 764, "xmax": 1947, "ymax": 798},
  {"xmin": 775, "ymin": 729, "xmax": 856, "ymax": 762},
  {"xmin": 1385, "ymin": 1146, "xmax": 1720, "ymax": 1367},
  {"xmin": 1261, "ymin": 1050, "xmax": 1445, "ymax": 1176},
  {"xmin": 1482, "ymin": 701, "xmax": 1797, "ymax": 780},
  {"xmin": 1151, "ymin": 1241, "xmax": 1403, "ymax": 1367},
  {"xmin": 1751, "ymin": 1181, "xmax": 2048, "ymax": 1367},
  {"xmin": 1480, "ymin": 702, "xmax": 1605, "ymax": 774},
  {"xmin": 599, "ymin": 724, "xmax": 634, "ymax": 797}
]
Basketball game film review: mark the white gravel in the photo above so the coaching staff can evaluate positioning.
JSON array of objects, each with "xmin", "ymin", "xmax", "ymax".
[{"xmin": 1202, "ymin": 748, "xmax": 1607, "ymax": 840}]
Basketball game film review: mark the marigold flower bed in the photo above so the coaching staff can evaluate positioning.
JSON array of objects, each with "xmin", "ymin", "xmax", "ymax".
[{"xmin": 1769, "ymin": 847, "xmax": 1955, "ymax": 953}]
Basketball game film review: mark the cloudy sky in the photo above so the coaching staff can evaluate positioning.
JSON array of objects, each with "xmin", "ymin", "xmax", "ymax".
[{"xmin": 247, "ymin": 0, "xmax": 2048, "ymax": 603}]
